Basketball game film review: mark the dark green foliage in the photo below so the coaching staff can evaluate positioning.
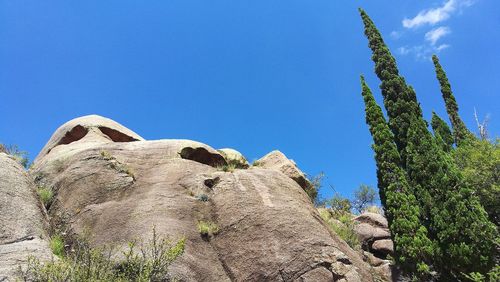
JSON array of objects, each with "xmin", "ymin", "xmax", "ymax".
[
  {"xmin": 432, "ymin": 55, "xmax": 474, "ymax": 145},
  {"xmin": 405, "ymin": 117, "xmax": 497, "ymax": 277},
  {"xmin": 360, "ymin": 77, "xmax": 433, "ymax": 277},
  {"xmin": 359, "ymin": 10, "xmax": 498, "ymax": 279},
  {"xmin": 352, "ymin": 184, "xmax": 377, "ymax": 214},
  {"xmin": 431, "ymin": 112, "xmax": 454, "ymax": 152},
  {"xmin": 359, "ymin": 9, "xmax": 423, "ymax": 163}
]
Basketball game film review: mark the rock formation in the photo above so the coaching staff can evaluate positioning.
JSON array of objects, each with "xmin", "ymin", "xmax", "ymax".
[
  {"xmin": 353, "ymin": 212, "xmax": 395, "ymax": 281},
  {"xmin": 1, "ymin": 115, "xmax": 380, "ymax": 281},
  {"xmin": 0, "ymin": 153, "xmax": 52, "ymax": 281}
]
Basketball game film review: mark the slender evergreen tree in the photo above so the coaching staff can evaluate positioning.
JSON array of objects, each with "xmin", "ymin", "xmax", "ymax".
[
  {"xmin": 360, "ymin": 76, "xmax": 433, "ymax": 277},
  {"xmin": 432, "ymin": 55, "xmax": 474, "ymax": 145},
  {"xmin": 431, "ymin": 112, "xmax": 454, "ymax": 152},
  {"xmin": 359, "ymin": 9, "xmax": 498, "ymax": 279},
  {"xmin": 359, "ymin": 9, "xmax": 422, "ymax": 162}
]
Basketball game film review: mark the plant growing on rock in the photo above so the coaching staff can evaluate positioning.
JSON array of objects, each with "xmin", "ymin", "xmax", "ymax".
[
  {"xmin": 197, "ymin": 220, "xmax": 220, "ymax": 237},
  {"xmin": 318, "ymin": 208, "xmax": 360, "ymax": 251},
  {"xmin": 37, "ymin": 186, "xmax": 54, "ymax": 209},
  {"xmin": 0, "ymin": 144, "xmax": 29, "ymax": 168},
  {"xmin": 18, "ymin": 228, "xmax": 185, "ymax": 281},
  {"xmin": 50, "ymin": 235, "xmax": 65, "ymax": 257}
]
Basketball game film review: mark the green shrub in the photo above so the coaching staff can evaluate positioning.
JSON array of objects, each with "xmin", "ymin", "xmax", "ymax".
[
  {"xmin": 50, "ymin": 235, "xmax": 65, "ymax": 257},
  {"xmin": 306, "ymin": 172, "xmax": 323, "ymax": 205},
  {"xmin": 251, "ymin": 160, "xmax": 262, "ymax": 167},
  {"xmin": 318, "ymin": 208, "xmax": 360, "ymax": 251},
  {"xmin": 1, "ymin": 144, "xmax": 29, "ymax": 168},
  {"xmin": 197, "ymin": 220, "xmax": 219, "ymax": 237},
  {"xmin": 218, "ymin": 163, "xmax": 237, "ymax": 172},
  {"xmin": 18, "ymin": 228, "xmax": 185, "ymax": 281},
  {"xmin": 352, "ymin": 184, "xmax": 377, "ymax": 214},
  {"xmin": 37, "ymin": 186, "xmax": 53, "ymax": 209}
]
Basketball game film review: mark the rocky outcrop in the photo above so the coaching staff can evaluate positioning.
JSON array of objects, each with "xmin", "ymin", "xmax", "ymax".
[
  {"xmin": 353, "ymin": 212, "xmax": 395, "ymax": 281},
  {"xmin": 254, "ymin": 150, "xmax": 311, "ymax": 190},
  {"xmin": 26, "ymin": 115, "xmax": 375, "ymax": 281},
  {"xmin": 0, "ymin": 153, "xmax": 52, "ymax": 281}
]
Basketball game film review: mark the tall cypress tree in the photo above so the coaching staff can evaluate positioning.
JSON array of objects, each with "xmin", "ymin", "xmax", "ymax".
[
  {"xmin": 432, "ymin": 55, "xmax": 474, "ymax": 145},
  {"xmin": 360, "ymin": 76, "xmax": 434, "ymax": 276},
  {"xmin": 431, "ymin": 112, "xmax": 454, "ymax": 152},
  {"xmin": 359, "ymin": 9, "xmax": 497, "ymax": 279},
  {"xmin": 359, "ymin": 9, "xmax": 422, "ymax": 162}
]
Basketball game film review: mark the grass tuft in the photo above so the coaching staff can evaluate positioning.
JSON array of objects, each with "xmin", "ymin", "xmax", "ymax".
[
  {"xmin": 197, "ymin": 220, "xmax": 219, "ymax": 237},
  {"xmin": 50, "ymin": 235, "xmax": 65, "ymax": 257},
  {"xmin": 37, "ymin": 186, "xmax": 54, "ymax": 209}
]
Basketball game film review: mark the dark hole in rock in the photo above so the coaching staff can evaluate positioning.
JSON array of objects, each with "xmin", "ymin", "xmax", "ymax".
[
  {"xmin": 47, "ymin": 125, "xmax": 89, "ymax": 154},
  {"xmin": 98, "ymin": 127, "xmax": 140, "ymax": 142},
  {"xmin": 204, "ymin": 177, "xmax": 220, "ymax": 189},
  {"xmin": 180, "ymin": 147, "xmax": 227, "ymax": 167},
  {"xmin": 57, "ymin": 125, "xmax": 88, "ymax": 146},
  {"xmin": 370, "ymin": 249, "xmax": 388, "ymax": 260}
]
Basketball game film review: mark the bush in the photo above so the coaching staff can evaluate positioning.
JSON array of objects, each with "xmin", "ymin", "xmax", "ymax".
[
  {"xmin": 352, "ymin": 184, "xmax": 377, "ymax": 214},
  {"xmin": 37, "ymin": 186, "xmax": 54, "ymax": 209},
  {"xmin": 218, "ymin": 163, "xmax": 237, "ymax": 172},
  {"xmin": 18, "ymin": 228, "xmax": 185, "ymax": 281},
  {"xmin": 325, "ymin": 193, "xmax": 352, "ymax": 213},
  {"xmin": 306, "ymin": 172, "xmax": 323, "ymax": 205},
  {"xmin": 197, "ymin": 220, "xmax": 219, "ymax": 237},
  {"xmin": 1, "ymin": 144, "xmax": 29, "ymax": 168},
  {"xmin": 318, "ymin": 208, "xmax": 361, "ymax": 251},
  {"xmin": 50, "ymin": 235, "xmax": 65, "ymax": 257}
]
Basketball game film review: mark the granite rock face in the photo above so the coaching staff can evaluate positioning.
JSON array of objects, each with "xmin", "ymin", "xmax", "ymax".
[
  {"xmin": 4, "ymin": 115, "xmax": 378, "ymax": 281},
  {"xmin": 0, "ymin": 153, "xmax": 52, "ymax": 281},
  {"xmin": 353, "ymin": 212, "xmax": 396, "ymax": 281}
]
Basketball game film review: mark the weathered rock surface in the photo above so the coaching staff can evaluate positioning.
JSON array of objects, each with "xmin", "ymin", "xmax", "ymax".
[
  {"xmin": 255, "ymin": 150, "xmax": 310, "ymax": 190},
  {"xmin": 0, "ymin": 153, "xmax": 52, "ymax": 281},
  {"xmin": 371, "ymin": 239, "xmax": 394, "ymax": 255},
  {"xmin": 27, "ymin": 115, "xmax": 375, "ymax": 281},
  {"xmin": 353, "ymin": 213, "xmax": 395, "ymax": 281},
  {"xmin": 353, "ymin": 213, "xmax": 392, "ymax": 253}
]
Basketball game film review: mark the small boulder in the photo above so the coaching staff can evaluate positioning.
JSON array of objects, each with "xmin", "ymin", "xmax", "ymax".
[
  {"xmin": 354, "ymin": 212, "xmax": 388, "ymax": 229},
  {"xmin": 372, "ymin": 239, "xmax": 394, "ymax": 254}
]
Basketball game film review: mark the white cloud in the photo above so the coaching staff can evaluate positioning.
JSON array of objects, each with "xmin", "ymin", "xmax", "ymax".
[
  {"xmin": 425, "ymin": 26, "xmax": 451, "ymax": 45},
  {"xmin": 402, "ymin": 0, "xmax": 476, "ymax": 29},
  {"xmin": 397, "ymin": 44, "xmax": 450, "ymax": 61},
  {"xmin": 436, "ymin": 44, "xmax": 450, "ymax": 51}
]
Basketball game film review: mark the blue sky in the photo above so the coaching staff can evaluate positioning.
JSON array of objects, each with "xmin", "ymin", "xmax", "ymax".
[{"xmin": 1, "ymin": 0, "xmax": 498, "ymax": 201}]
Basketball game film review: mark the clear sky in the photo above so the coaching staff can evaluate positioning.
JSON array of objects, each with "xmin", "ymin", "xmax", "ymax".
[{"xmin": 1, "ymin": 0, "xmax": 498, "ymax": 200}]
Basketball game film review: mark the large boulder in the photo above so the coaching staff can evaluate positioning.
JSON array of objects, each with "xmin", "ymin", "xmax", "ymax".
[
  {"xmin": 0, "ymin": 153, "xmax": 52, "ymax": 281},
  {"xmin": 254, "ymin": 150, "xmax": 310, "ymax": 190},
  {"xmin": 29, "ymin": 115, "xmax": 375, "ymax": 281}
]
